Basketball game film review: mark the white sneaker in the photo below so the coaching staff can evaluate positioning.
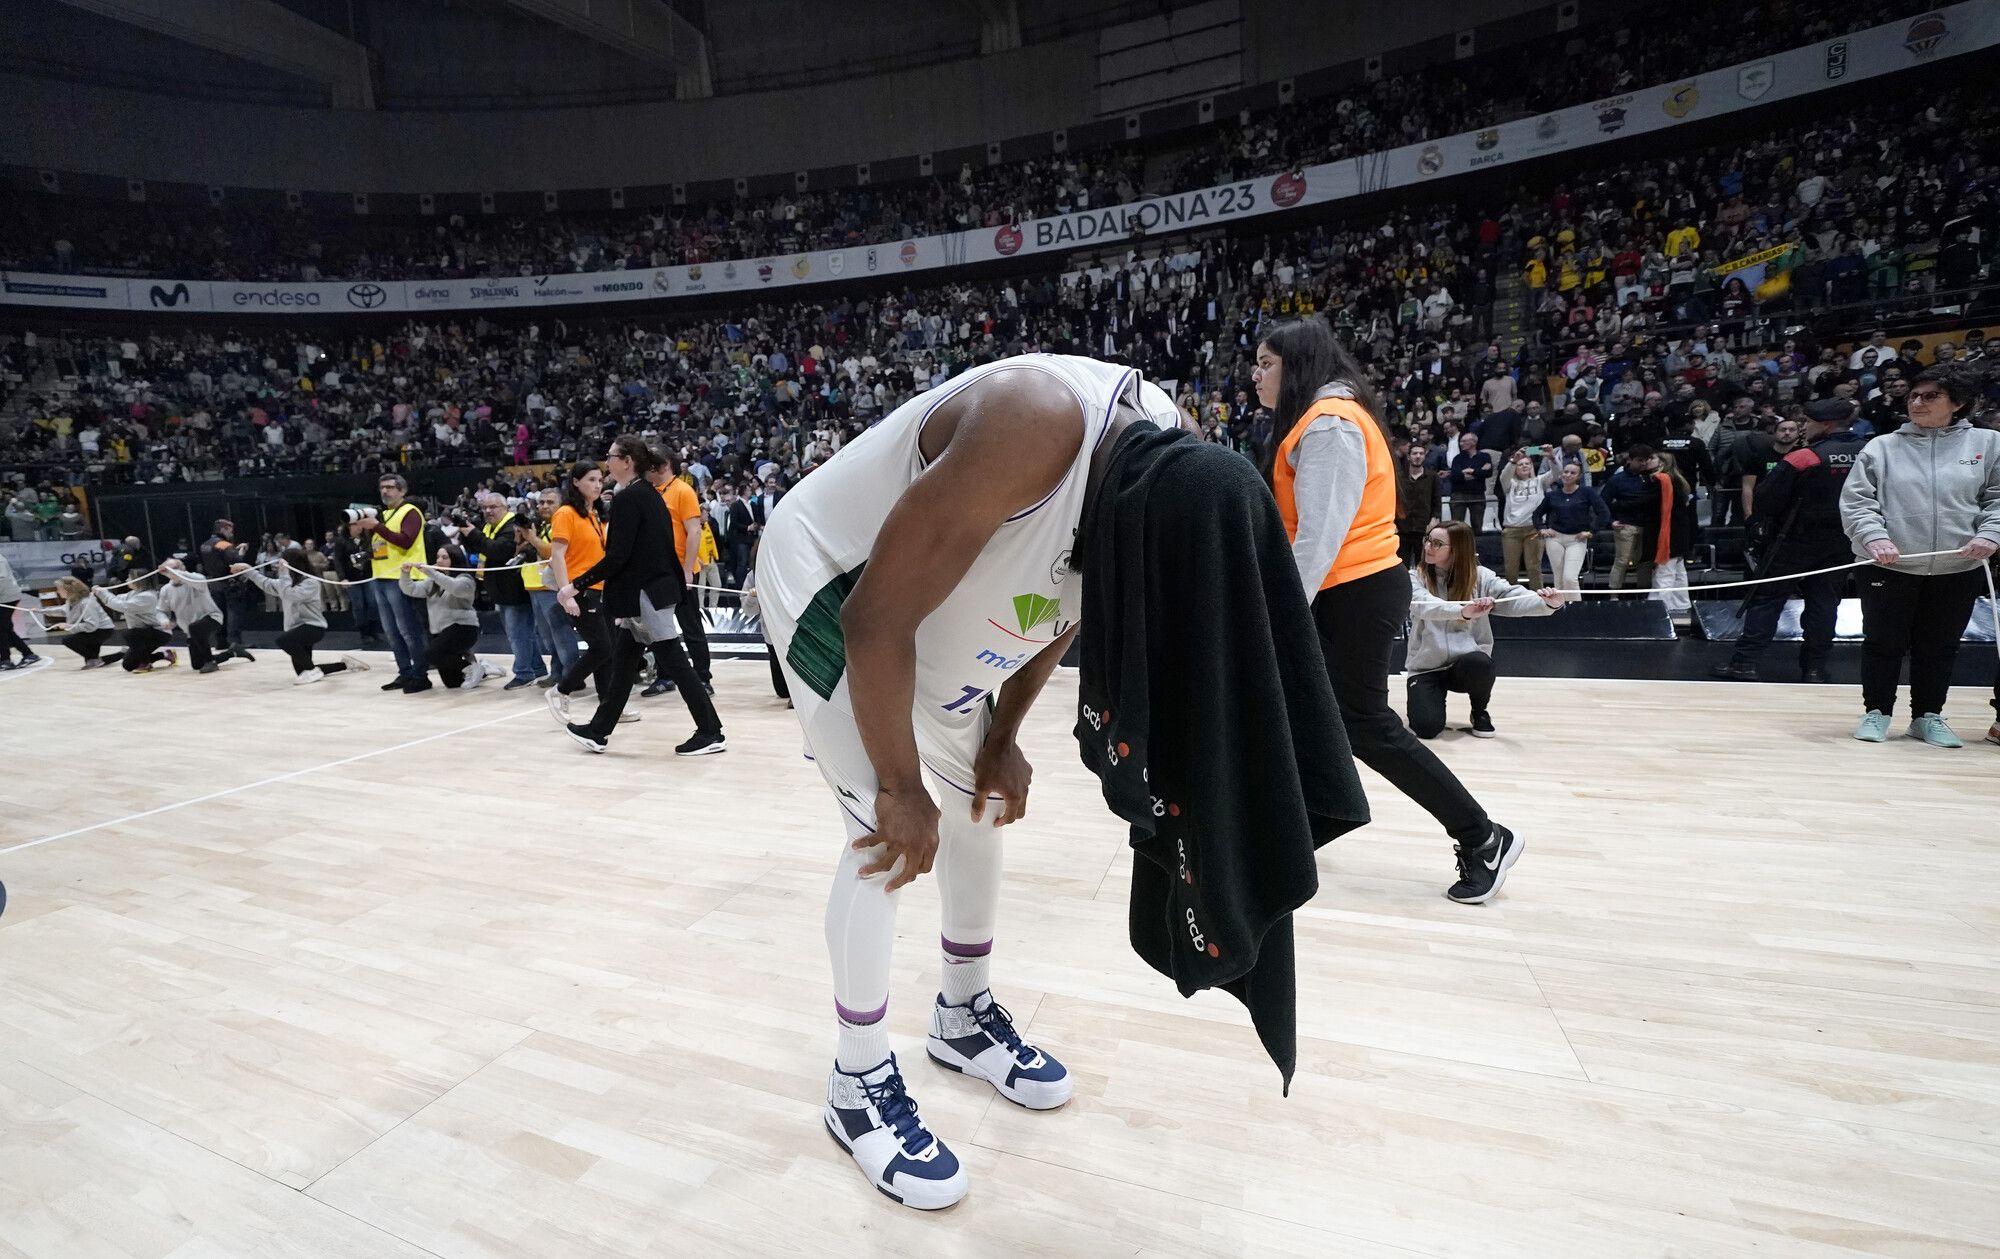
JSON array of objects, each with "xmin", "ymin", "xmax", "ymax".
[
  {"xmin": 617, "ymin": 709, "xmax": 640, "ymax": 724},
  {"xmin": 340, "ymin": 652, "xmax": 370, "ymax": 673},
  {"xmin": 293, "ymin": 668, "xmax": 325, "ymax": 685},
  {"xmin": 824, "ymin": 1055, "xmax": 967, "ymax": 1210},
  {"xmin": 926, "ymin": 991, "xmax": 1073, "ymax": 1110},
  {"xmin": 546, "ymin": 687, "xmax": 572, "ymax": 726},
  {"xmin": 459, "ymin": 659, "xmax": 489, "ymax": 690}
]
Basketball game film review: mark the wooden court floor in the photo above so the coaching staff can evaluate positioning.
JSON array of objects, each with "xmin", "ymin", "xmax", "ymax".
[{"xmin": 1, "ymin": 655, "xmax": 1997, "ymax": 1258}]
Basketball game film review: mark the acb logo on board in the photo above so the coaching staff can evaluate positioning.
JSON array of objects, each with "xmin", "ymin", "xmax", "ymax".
[
  {"xmin": 992, "ymin": 224, "xmax": 1023, "ymax": 256},
  {"xmin": 1269, "ymin": 171, "xmax": 1306, "ymax": 208}
]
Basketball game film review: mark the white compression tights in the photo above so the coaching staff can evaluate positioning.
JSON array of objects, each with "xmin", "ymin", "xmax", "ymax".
[{"xmin": 826, "ymin": 792, "xmax": 1004, "ymax": 1025}]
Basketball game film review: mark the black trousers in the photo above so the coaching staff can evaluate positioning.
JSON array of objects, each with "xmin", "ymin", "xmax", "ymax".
[
  {"xmin": 121, "ymin": 625, "xmax": 170, "ymax": 671},
  {"xmin": 1729, "ymin": 559, "xmax": 1846, "ymax": 671},
  {"xmin": 584, "ymin": 623, "xmax": 722, "ymax": 740},
  {"xmin": 186, "ymin": 615, "xmax": 226, "ymax": 670},
  {"xmin": 276, "ymin": 623, "xmax": 348, "ymax": 676},
  {"xmin": 1406, "ymin": 653, "xmax": 1497, "ymax": 739},
  {"xmin": 1396, "ymin": 530, "xmax": 1424, "ymax": 568},
  {"xmin": 651, "ymin": 586, "xmax": 712, "ymax": 683},
  {"xmin": 1312, "ymin": 563, "xmax": 1491, "ymax": 847},
  {"xmin": 63, "ymin": 627, "xmax": 122, "ymax": 664},
  {"xmin": 425, "ymin": 622, "xmax": 481, "ymax": 688},
  {"xmin": 558, "ymin": 591, "xmax": 617, "ymax": 697},
  {"xmin": 1858, "ymin": 567, "xmax": 1983, "ymax": 717},
  {"xmin": 221, "ymin": 582, "xmax": 257, "ymax": 647},
  {"xmin": 0, "ymin": 601, "xmax": 30, "ymax": 659},
  {"xmin": 767, "ymin": 641, "xmax": 790, "ymax": 699}
]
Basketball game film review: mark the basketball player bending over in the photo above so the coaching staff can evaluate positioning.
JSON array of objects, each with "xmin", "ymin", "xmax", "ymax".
[{"xmin": 759, "ymin": 355, "xmax": 1183, "ymax": 1209}]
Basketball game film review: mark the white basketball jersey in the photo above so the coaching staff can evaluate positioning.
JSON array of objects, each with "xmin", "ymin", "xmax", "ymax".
[{"xmin": 762, "ymin": 354, "xmax": 1168, "ymax": 729}]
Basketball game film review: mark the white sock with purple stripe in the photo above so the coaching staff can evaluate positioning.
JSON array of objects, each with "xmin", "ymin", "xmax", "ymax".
[
  {"xmin": 940, "ymin": 935, "xmax": 992, "ymax": 1006},
  {"xmin": 836, "ymin": 999, "xmax": 892, "ymax": 1073}
]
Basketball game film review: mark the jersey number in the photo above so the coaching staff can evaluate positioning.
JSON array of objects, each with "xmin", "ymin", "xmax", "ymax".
[{"xmin": 941, "ymin": 685, "xmax": 990, "ymax": 713}]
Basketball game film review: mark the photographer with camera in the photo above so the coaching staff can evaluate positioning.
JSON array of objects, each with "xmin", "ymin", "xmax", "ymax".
[
  {"xmin": 474, "ymin": 490, "xmax": 545, "ymax": 689},
  {"xmin": 349, "ymin": 474, "xmax": 432, "ymax": 693}
]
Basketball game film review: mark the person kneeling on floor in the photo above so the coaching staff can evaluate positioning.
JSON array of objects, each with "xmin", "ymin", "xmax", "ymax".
[
  {"xmin": 236, "ymin": 548, "xmax": 367, "ymax": 684},
  {"xmin": 400, "ymin": 545, "xmax": 495, "ymax": 691},
  {"xmin": 1408, "ymin": 520, "xmax": 1565, "ymax": 738}
]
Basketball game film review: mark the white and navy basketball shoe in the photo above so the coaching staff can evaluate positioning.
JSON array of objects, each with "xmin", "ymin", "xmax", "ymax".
[
  {"xmin": 926, "ymin": 991, "xmax": 1073, "ymax": 1110},
  {"xmin": 824, "ymin": 1055, "xmax": 967, "ymax": 1210}
]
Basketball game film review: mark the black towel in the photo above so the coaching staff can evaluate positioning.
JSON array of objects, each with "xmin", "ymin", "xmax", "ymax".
[{"xmin": 1073, "ymin": 424, "xmax": 1370, "ymax": 1092}]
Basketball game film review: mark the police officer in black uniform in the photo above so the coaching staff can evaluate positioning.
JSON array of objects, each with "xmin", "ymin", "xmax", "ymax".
[{"xmin": 1712, "ymin": 398, "xmax": 1869, "ymax": 683}]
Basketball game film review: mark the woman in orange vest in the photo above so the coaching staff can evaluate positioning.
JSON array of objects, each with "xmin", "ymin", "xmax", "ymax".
[{"xmin": 1257, "ymin": 317, "xmax": 1524, "ymax": 905}]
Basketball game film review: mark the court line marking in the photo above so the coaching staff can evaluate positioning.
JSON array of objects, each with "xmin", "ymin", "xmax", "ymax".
[{"xmin": 0, "ymin": 708, "xmax": 542, "ymax": 858}]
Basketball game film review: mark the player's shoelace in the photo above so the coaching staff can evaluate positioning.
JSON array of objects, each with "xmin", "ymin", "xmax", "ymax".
[
  {"xmin": 862, "ymin": 1071, "xmax": 934, "ymax": 1154},
  {"xmin": 973, "ymin": 1000, "xmax": 1033, "ymax": 1064}
]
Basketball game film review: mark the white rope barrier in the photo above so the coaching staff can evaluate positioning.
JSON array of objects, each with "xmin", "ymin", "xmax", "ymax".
[{"xmin": 15, "ymin": 547, "xmax": 1997, "ymax": 662}]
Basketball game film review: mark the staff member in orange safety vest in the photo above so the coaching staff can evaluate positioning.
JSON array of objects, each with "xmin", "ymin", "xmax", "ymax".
[{"xmin": 1257, "ymin": 317, "xmax": 1526, "ymax": 906}]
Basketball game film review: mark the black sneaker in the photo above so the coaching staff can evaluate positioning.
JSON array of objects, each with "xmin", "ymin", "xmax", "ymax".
[
  {"xmin": 0, "ymin": 661, "xmax": 15, "ymax": 672},
  {"xmin": 233, "ymin": 648, "xmax": 256, "ymax": 663},
  {"xmin": 503, "ymin": 676, "xmax": 535, "ymax": 691},
  {"xmin": 20, "ymin": 653, "xmax": 42, "ymax": 666},
  {"xmin": 703, "ymin": 681, "xmax": 715, "ymax": 696},
  {"xmin": 1709, "ymin": 662, "xmax": 1759, "ymax": 682},
  {"xmin": 1468, "ymin": 710, "xmax": 1496, "ymax": 738},
  {"xmin": 641, "ymin": 678, "xmax": 675, "ymax": 698},
  {"xmin": 197, "ymin": 663, "xmax": 219, "ymax": 675},
  {"xmin": 564, "ymin": 724, "xmax": 608, "ymax": 754},
  {"xmin": 403, "ymin": 678, "xmax": 434, "ymax": 694},
  {"xmin": 675, "ymin": 729, "xmax": 727, "ymax": 756},
  {"xmin": 1446, "ymin": 824, "xmax": 1524, "ymax": 905},
  {"xmin": 1801, "ymin": 667, "xmax": 1829, "ymax": 684},
  {"xmin": 381, "ymin": 677, "xmax": 409, "ymax": 692}
]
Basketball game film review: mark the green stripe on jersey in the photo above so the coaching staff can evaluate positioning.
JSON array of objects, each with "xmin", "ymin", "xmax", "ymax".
[{"xmin": 785, "ymin": 564, "xmax": 864, "ymax": 701}]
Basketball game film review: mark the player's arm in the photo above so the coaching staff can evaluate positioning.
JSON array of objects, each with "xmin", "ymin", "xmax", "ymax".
[{"xmin": 841, "ymin": 377, "xmax": 1081, "ymax": 884}]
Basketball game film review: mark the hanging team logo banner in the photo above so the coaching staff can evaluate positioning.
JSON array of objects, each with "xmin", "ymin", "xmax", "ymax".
[{"xmin": 3, "ymin": 2, "xmax": 1993, "ymax": 317}]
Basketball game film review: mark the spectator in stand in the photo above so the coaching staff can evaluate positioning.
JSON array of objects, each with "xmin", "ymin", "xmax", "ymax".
[
  {"xmin": 1447, "ymin": 433, "xmax": 1495, "ymax": 533},
  {"xmin": 1841, "ymin": 364, "xmax": 2000, "ymax": 747},
  {"xmin": 1407, "ymin": 520, "xmax": 1564, "ymax": 738},
  {"xmin": 1495, "ymin": 450, "xmax": 1555, "ymax": 586},
  {"xmin": 1395, "ymin": 440, "xmax": 1441, "ymax": 566},
  {"xmin": 1534, "ymin": 460, "xmax": 1610, "ymax": 590},
  {"xmin": 1603, "ymin": 445, "xmax": 1664, "ymax": 594}
]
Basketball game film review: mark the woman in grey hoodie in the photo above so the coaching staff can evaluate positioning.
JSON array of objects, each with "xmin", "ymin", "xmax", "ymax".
[
  {"xmin": 239, "ymin": 547, "xmax": 367, "ymax": 684},
  {"xmin": 1840, "ymin": 362, "xmax": 2000, "ymax": 747},
  {"xmin": 159, "ymin": 559, "xmax": 230, "ymax": 674},
  {"xmin": 91, "ymin": 572, "xmax": 176, "ymax": 672},
  {"xmin": 0, "ymin": 550, "xmax": 41, "ymax": 669},
  {"xmin": 400, "ymin": 543, "xmax": 493, "ymax": 690},
  {"xmin": 1408, "ymin": 519, "xmax": 1565, "ymax": 739},
  {"xmin": 55, "ymin": 575, "xmax": 121, "ymax": 668}
]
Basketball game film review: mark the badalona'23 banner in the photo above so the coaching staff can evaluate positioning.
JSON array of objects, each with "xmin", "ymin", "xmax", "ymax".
[{"xmin": 3, "ymin": 5, "xmax": 1992, "ymax": 316}]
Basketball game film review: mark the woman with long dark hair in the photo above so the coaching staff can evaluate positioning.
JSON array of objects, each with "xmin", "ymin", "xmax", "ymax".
[
  {"xmin": 1257, "ymin": 316, "xmax": 1524, "ymax": 903},
  {"xmin": 1411, "ymin": 520, "xmax": 1562, "ymax": 739},
  {"xmin": 545, "ymin": 461, "xmax": 617, "ymax": 722}
]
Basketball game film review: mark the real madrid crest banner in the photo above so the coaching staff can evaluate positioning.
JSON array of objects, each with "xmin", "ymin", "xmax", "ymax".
[{"xmin": 4, "ymin": 2, "xmax": 1994, "ymax": 316}]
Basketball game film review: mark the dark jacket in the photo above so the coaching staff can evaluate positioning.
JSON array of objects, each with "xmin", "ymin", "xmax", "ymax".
[
  {"xmin": 1532, "ymin": 484, "xmax": 1611, "ymax": 534},
  {"xmin": 1395, "ymin": 466, "xmax": 1442, "ymax": 531},
  {"xmin": 1753, "ymin": 429, "xmax": 1869, "ymax": 564},
  {"xmin": 1074, "ymin": 424, "xmax": 1370, "ymax": 1093},
  {"xmin": 711, "ymin": 499, "xmax": 755, "ymax": 559},
  {"xmin": 1602, "ymin": 467, "xmax": 1663, "ymax": 528},
  {"xmin": 570, "ymin": 480, "xmax": 683, "ymax": 618},
  {"xmin": 475, "ymin": 513, "xmax": 529, "ymax": 606}
]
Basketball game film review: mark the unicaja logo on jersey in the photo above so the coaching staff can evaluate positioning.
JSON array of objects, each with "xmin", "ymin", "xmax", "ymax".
[{"xmin": 1013, "ymin": 593, "xmax": 1061, "ymax": 634}]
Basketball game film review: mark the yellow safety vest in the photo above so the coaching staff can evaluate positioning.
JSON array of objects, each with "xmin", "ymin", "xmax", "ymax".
[
  {"xmin": 521, "ymin": 522, "xmax": 551, "ymax": 591},
  {"xmin": 369, "ymin": 502, "xmax": 428, "ymax": 579}
]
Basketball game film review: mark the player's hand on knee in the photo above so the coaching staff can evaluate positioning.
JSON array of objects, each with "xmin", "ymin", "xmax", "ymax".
[
  {"xmin": 859, "ymin": 788, "xmax": 941, "ymax": 891},
  {"xmin": 971, "ymin": 735, "xmax": 1032, "ymax": 826}
]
